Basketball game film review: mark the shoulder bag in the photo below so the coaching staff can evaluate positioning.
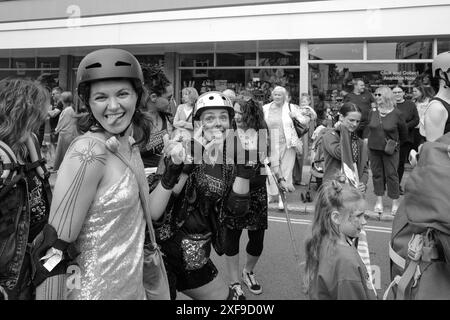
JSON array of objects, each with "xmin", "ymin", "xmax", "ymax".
[
  {"xmin": 289, "ymin": 103, "xmax": 309, "ymax": 138},
  {"xmin": 377, "ymin": 109, "xmax": 398, "ymax": 156}
]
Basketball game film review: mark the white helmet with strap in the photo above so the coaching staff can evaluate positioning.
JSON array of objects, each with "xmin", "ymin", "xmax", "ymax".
[
  {"xmin": 432, "ymin": 51, "xmax": 450, "ymax": 88},
  {"xmin": 193, "ymin": 91, "xmax": 234, "ymax": 121}
]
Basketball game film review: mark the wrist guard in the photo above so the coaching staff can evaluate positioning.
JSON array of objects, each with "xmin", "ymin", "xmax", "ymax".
[
  {"xmin": 30, "ymin": 224, "xmax": 79, "ymax": 287},
  {"xmin": 225, "ymin": 190, "xmax": 250, "ymax": 218},
  {"xmin": 161, "ymin": 156, "xmax": 184, "ymax": 190}
]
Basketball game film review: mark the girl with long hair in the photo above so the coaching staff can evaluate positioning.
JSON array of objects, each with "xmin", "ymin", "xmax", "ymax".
[{"xmin": 303, "ymin": 180, "xmax": 376, "ymax": 300}]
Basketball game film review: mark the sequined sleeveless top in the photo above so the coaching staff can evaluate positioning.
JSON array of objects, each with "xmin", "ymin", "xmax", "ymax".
[{"xmin": 67, "ymin": 148, "xmax": 146, "ymax": 300}]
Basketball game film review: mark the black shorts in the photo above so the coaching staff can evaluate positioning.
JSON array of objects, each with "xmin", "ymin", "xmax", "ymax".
[{"xmin": 159, "ymin": 230, "xmax": 218, "ymax": 299}]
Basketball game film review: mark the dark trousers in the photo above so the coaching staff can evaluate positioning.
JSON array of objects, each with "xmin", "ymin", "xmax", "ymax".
[
  {"xmin": 293, "ymin": 152, "xmax": 303, "ymax": 183},
  {"xmin": 398, "ymin": 141, "xmax": 413, "ymax": 184},
  {"xmin": 369, "ymin": 148, "xmax": 400, "ymax": 199},
  {"xmin": 223, "ymin": 228, "xmax": 265, "ymax": 257},
  {"xmin": 412, "ymin": 128, "xmax": 425, "ymax": 151}
]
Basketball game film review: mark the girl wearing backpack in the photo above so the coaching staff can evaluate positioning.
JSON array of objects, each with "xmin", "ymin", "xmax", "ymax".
[{"xmin": 303, "ymin": 180, "xmax": 376, "ymax": 300}]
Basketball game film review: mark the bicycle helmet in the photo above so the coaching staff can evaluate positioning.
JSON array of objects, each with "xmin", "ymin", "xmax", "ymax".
[{"xmin": 193, "ymin": 91, "xmax": 234, "ymax": 121}]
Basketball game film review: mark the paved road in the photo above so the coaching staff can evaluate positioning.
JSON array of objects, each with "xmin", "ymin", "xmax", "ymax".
[{"xmin": 178, "ymin": 208, "xmax": 392, "ymax": 300}]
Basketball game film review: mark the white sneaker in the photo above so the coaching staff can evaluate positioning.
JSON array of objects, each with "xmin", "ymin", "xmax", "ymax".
[
  {"xmin": 242, "ymin": 270, "xmax": 262, "ymax": 295},
  {"xmin": 230, "ymin": 282, "xmax": 246, "ymax": 300}
]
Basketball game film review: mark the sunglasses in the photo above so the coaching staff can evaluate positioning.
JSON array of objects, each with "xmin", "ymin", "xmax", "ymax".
[
  {"xmin": 392, "ymin": 91, "xmax": 403, "ymax": 94},
  {"xmin": 374, "ymin": 93, "xmax": 382, "ymax": 97}
]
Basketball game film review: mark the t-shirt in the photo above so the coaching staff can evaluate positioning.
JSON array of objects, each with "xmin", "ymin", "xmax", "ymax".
[
  {"xmin": 344, "ymin": 91, "xmax": 375, "ymax": 125},
  {"xmin": 308, "ymin": 239, "xmax": 377, "ymax": 300}
]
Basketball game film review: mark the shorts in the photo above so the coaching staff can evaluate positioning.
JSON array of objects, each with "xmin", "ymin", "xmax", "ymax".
[{"xmin": 159, "ymin": 230, "xmax": 218, "ymax": 299}]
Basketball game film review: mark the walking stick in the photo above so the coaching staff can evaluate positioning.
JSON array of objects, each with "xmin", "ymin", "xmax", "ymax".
[{"xmin": 264, "ymin": 162, "xmax": 303, "ymax": 279}]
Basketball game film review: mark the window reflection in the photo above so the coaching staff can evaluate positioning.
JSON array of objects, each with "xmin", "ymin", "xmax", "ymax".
[
  {"xmin": 181, "ymin": 68, "xmax": 299, "ymax": 105},
  {"xmin": 309, "ymin": 43, "xmax": 363, "ymax": 60},
  {"xmin": 216, "ymin": 52, "xmax": 256, "ymax": 66},
  {"xmin": 259, "ymin": 51, "xmax": 299, "ymax": 66},
  {"xmin": 367, "ymin": 40, "xmax": 432, "ymax": 59},
  {"xmin": 309, "ymin": 63, "xmax": 433, "ymax": 101},
  {"xmin": 438, "ymin": 38, "xmax": 450, "ymax": 54}
]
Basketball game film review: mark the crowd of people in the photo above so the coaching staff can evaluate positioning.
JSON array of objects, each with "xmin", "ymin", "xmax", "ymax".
[{"xmin": 1, "ymin": 48, "xmax": 450, "ymax": 300}]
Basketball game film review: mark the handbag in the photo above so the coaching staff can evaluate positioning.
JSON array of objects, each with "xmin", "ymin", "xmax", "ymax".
[
  {"xmin": 96, "ymin": 136, "xmax": 170, "ymax": 300},
  {"xmin": 289, "ymin": 103, "xmax": 309, "ymax": 138},
  {"xmin": 377, "ymin": 109, "xmax": 398, "ymax": 155}
]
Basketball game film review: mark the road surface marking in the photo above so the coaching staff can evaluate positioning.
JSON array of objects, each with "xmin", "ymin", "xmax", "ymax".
[{"xmin": 268, "ymin": 216, "xmax": 391, "ymax": 234}]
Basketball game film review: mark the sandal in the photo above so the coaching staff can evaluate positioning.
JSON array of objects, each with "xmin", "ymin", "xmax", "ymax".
[{"xmin": 391, "ymin": 205, "xmax": 399, "ymax": 216}]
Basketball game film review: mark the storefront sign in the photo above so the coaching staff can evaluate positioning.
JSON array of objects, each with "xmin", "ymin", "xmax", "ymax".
[{"xmin": 380, "ymin": 70, "xmax": 419, "ymax": 81}]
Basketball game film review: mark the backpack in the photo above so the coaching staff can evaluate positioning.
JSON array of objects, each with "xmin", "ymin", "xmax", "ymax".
[
  {"xmin": 0, "ymin": 135, "xmax": 51, "ymax": 282},
  {"xmin": 384, "ymin": 133, "xmax": 450, "ymax": 300}
]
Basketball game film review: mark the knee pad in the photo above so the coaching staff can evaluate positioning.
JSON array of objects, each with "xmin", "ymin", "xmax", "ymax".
[
  {"xmin": 30, "ymin": 224, "xmax": 79, "ymax": 287},
  {"xmin": 225, "ymin": 191, "xmax": 250, "ymax": 218}
]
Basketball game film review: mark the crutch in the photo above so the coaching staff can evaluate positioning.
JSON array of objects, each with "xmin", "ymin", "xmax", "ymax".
[{"xmin": 264, "ymin": 161, "xmax": 303, "ymax": 279}]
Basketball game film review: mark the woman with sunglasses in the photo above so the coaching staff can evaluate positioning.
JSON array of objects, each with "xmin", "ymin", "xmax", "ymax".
[{"xmin": 366, "ymin": 86, "xmax": 407, "ymax": 216}]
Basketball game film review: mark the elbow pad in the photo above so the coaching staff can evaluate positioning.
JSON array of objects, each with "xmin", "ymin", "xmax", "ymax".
[
  {"xmin": 225, "ymin": 191, "xmax": 250, "ymax": 218},
  {"xmin": 30, "ymin": 224, "xmax": 79, "ymax": 287}
]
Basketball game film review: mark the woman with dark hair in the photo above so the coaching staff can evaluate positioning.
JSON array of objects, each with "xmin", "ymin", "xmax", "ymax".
[
  {"xmin": 223, "ymin": 97, "xmax": 269, "ymax": 298},
  {"xmin": 34, "ymin": 49, "xmax": 183, "ymax": 300},
  {"xmin": 139, "ymin": 64, "xmax": 175, "ymax": 169},
  {"xmin": 367, "ymin": 86, "xmax": 407, "ymax": 216},
  {"xmin": 0, "ymin": 78, "xmax": 51, "ymax": 300},
  {"xmin": 322, "ymin": 102, "xmax": 368, "ymax": 192},
  {"xmin": 392, "ymin": 86, "xmax": 419, "ymax": 194}
]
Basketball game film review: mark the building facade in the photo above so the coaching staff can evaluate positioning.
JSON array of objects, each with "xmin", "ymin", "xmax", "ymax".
[{"xmin": 0, "ymin": 0, "xmax": 449, "ymax": 105}]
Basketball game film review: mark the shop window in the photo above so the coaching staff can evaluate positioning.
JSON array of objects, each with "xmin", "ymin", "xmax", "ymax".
[
  {"xmin": 367, "ymin": 40, "xmax": 433, "ymax": 60},
  {"xmin": 135, "ymin": 55, "xmax": 164, "ymax": 66},
  {"xmin": 0, "ymin": 58, "xmax": 9, "ymax": 68},
  {"xmin": 181, "ymin": 68, "xmax": 299, "ymax": 105},
  {"xmin": 216, "ymin": 53, "xmax": 256, "ymax": 67},
  {"xmin": 180, "ymin": 54, "xmax": 214, "ymax": 67},
  {"xmin": 0, "ymin": 69, "xmax": 58, "ymax": 81},
  {"xmin": 11, "ymin": 57, "xmax": 35, "ymax": 69},
  {"xmin": 37, "ymin": 57, "xmax": 59, "ymax": 69},
  {"xmin": 437, "ymin": 38, "xmax": 450, "ymax": 54},
  {"xmin": 259, "ymin": 51, "xmax": 299, "ymax": 66},
  {"xmin": 309, "ymin": 62, "xmax": 433, "ymax": 103},
  {"xmin": 308, "ymin": 42, "xmax": 363, "ymax": 60}
]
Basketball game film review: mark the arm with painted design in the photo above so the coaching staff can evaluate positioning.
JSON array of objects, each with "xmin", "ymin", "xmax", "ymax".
[{"xmin": 35, "ymin": 138, "xmax": 107, "ymax": 300}]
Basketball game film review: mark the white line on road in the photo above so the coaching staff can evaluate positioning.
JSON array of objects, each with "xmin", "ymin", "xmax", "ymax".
[{"xmin": 268, "ymin": 216, "xmax": 392, "ymax": 234}]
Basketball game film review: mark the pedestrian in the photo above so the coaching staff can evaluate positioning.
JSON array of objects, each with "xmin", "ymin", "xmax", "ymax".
[
  {"xmin": 322, "ymin": 102, "xmax": 368, "ymax": 192},
  {"xmin": 262, "ymin": 86, "xmax": 305, "ymax": 210},
  {"xmin": 303, "ymin": 180, "xmax": 376, "ymax": 300},
  {"xmin": 292, "ymin": 92, "xmax": 315, "ymax": 186},
  {"xmin": 53, "ymin": 91, "xmax": 79, "ymax": 171},
  {"xmin": 0, "ymin": 78, "xmax": 52, "ymax": 300},
  {"xmin": 139, "ymin": 64, "xmax": 175, "ymax": 169},
  {"xmin": 344, "ymin": 79, "xmax": 376, "ymax": 138},
  {"xmin": 48, "ymin": 87, "xmax": 63, "ymax": 145},
  {"xmin": 173, "ymin": 87, "xmax": 198, "ymax": 135},
  {"xmin": 367, "ymin": 86, "xmax": 407, "ymax": 216},
  {"xmin": 223, "ymin": 97, "xmax": 269, "ymax": 299},
  {"xmin": 392, "ymin": 86, "xmax": 419, "ymax": 194},
  {"xmin": 151, "ymin": 91, "xmax": 270, "ymax": 300},
  {"xmin": 33, "ymin": 48, "xmax": 181, "ymax": 300},
  {"xmin": 411, "ymin": 84, "xmax": 434, "ymax": 150}
]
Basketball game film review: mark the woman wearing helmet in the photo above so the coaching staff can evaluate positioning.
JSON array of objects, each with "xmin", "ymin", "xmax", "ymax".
[
  {"xmin": 35, "ymin": 48, "xmax": 183, "ymax": 300},
  {"xmin": 149, "ymin": 91, "xmax": 265, "ymax": 300}
]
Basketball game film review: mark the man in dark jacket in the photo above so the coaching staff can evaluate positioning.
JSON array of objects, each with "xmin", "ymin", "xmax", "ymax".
[
  {"xmin": 344, "ymin": 79, "xmax": 375, "ymax": 139},
  {"xmin": 393, "ymin": 86, "xmax": 419, "ymax": 194}
]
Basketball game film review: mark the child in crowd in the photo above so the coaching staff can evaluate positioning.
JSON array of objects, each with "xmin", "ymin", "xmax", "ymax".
[{"xmin": 303, "ymin": 180, "xmax": 377, "ymax": 300}]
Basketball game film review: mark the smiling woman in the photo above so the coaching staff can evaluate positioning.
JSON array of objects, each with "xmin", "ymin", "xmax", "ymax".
[{"xmin": 32, "ymin": 48, "xmax": 185, "ymax": 300}]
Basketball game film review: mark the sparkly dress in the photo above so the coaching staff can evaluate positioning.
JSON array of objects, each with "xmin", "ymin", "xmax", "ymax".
[{"xmin": 67, "ymin": 149, "xmax": 146, "ymax": 300}]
